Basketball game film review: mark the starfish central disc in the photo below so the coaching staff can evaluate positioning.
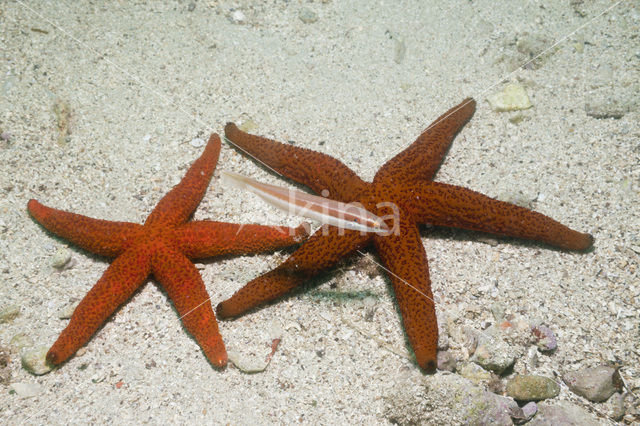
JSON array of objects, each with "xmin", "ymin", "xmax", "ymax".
[
  {"xmin": 28, "ymin": 134, "xmax": 308, "ymax": 368},
  {"xmin": 217, "ymin": 98, "xmax": 593, "ymax": 372}
]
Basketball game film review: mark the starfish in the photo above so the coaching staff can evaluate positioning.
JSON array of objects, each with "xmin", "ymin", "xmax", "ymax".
[
  {"xmin": 217, "ymin": 98, "xmax": 593, "ymax": 372},
  {"xmin": 28, "ymin": 134, "xmax": 308, "ymax": 368}
]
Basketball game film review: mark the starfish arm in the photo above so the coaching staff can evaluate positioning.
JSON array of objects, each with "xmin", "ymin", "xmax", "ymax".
[
  {"xmin": 224, "ymin": 123, "xmax": 367, "ymax": 201},
  {"xmin": 46, "ymin": 247, "xmax": 152, "ymax": 365},
  {"xmin": 27, "ymin": 199, "xmax": 144, "ymax": 257},
  {"xmin": 145, "ymin": 134, "xmax": 221, "ymax": 227},
  {"xmin": 174, "ymin": 221, "xmax": 309, "ymax": 259},
  {"xmin": 402, "ymin": 181, "xmax": 593, "ymax": 250},
  {"xmin": 152, "ymin": 245, "xmax": 227, "ymax": 368},
  {"xmin": 373, "ymin": 213, "xmax": 437, "ymax": 372},
  {"xmin": 374, "ymin": 98, "xmax": 476, "ymax": 185},
  {"xmin": 216, "ymin": 227, "xmax": 371, "ymax": 318}
]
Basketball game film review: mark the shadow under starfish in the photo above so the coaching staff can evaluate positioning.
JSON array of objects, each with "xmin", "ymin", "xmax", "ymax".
[
  {"xmin": 218, "ymin": 98, "xmax": 593, "ymax": 372},
  {"xmin": 28, "ymin": 134, "xmax": 308, "ymax": 368}
]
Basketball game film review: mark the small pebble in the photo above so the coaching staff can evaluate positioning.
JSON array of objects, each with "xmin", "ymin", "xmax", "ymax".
[
  {"xmin": 490, "ymin": 302, "xmax": 506, "ymax": 321},
  {"xmin": 510, "ymin": 401, "xmax": 538, "ymax": 424},
  {"xmin": 436, "ymin": 350, "xmax": 456, "ymax": 372},
  {"xmin": 299, "ymin": 7, "xmax": 318, "ymax": 24},
  {"xmin": 0, "ymin": 305, "xmax": 20, "ymax": 323},
  {"xmin": 457, "ymin": 361, "xmax": 492, "ymax": 384},
  {"xmin": 228, "ymin": 350, "xmax": 269, "ymax": 374},
  {"xmin": 521, "ymin": 402, "xmax": 538, "ymax": 421},
  {"xmin": 393, "ymin": 39, "xmax": 406, "ymax": 64},
  {"xmin": 229, "ymin": 10, "xmax": 246, "ymax": 24},
  {"xmin": 51, "ymin": 247, "xmax": 72, "ymax": 269},
  {"xmin": 509, "ymin": 112, "xmax": 526, "ymax": 124},
  {"xmin": 284, "ymin": 321, "xmax": 301, "ymax": 332},
  {"xmin": 487, "ymin": 83, "xmax": 532, "ymax": 112},
  {"xmin": 187, "ymin": 2, "xmax": 195, "ymax": 12},
  {"xmin": 531, "ymin": 324, "xmax": 557, "ymax": 352},
  {"xmin": 461, "ymin": 326, "xmax": 478, "ymax": 356},
  {"xmin": 585, "ymin": 98, "xmax": 632, "ymax": 119},
  {"xmin": 506, "ymin": 374, "xmax": 560, "ymax": 401},
  {"xmin": 604, "ymin": 392, "xmax": 625, "ymax": 421},
  {"xmin": 10, "ymin": 382, "xmax": 43, "ymax": 398},
  {"xmin": 471, "ymin": 332, "xmax": 516, "ymax": 375},
  {"xmin": 190, "ymin": 137, "xmax": 206, "ymax": 148},
  {"xmin": 526, "ymin": 346, "xmax": 539, "ymax": 370},
  {"xmin": 21, "ymin": 345, "xmax": 53, "ymax": 375},
  {"xmin": 498, "ymin": 191, "xmax": 536, "ymax": 209},
  {"xmin": 562, "ymin": 365, "xmax": 622, "ymax": 402}
]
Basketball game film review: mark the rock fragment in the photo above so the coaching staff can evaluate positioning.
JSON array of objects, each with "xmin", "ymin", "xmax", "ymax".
[
  {"xmin": 506, "ymin": 374, "xmax": 560, "ymax": 401},
  {"xmin": 471, "ymin": 331, "xmax": 516, "ymax": 375},
  {"xmin": 520, "ymin": 402, "xmax": 538, "ymax": 423},
  {"xmin": 229, "ymin": 10, "xmax": 246, "ymax": 24},
  {"xmin": 437, "ymin": 350, "xmax": 456, "ymax": 372},
  {"xmin": 51, "ymin": 247, "xmax": 72, "ymax": 269},
  {"xmin": 562, "ymin": 365, "xmax": 622, "ymax": 402},
  {"xmin": 531, "ymin": 324, "xmax": 557, "ymax": 352},
  {"xmin": 604, "ymin": 392, "xmax": 625, "ymax": 421},
  {"xmin": 10, "ymin": 382, "xmax": 43, "ymax": 398},
  {"xmin": 487, "ymin": 83, "xmax": 532, "ymax": 112},
  {"xmin": 189, "ymin": 137, "xmax": 205, "ymax": 148},
  {"xmin": 21, "ymin": 345, "xmax": 53, "ymax": 375},
  {"xmin": 458, "ymin": 361, "xmax": 492, "ymax": 384},
  {"xmin": 528, "ymin": 400, "xmax": 599, "ymax": 426},
  {"xmin": 299, "ymin": 7, "xmax": 318, "ymax": 24},
  {"xmin": 585, "ymin": 97, "xmax": 633, "ymax": 119}
]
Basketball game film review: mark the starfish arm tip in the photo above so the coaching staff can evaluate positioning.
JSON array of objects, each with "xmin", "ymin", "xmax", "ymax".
[
  {"xmin": 224, "ymin": 122, "xmax": 238, "ymax": 134},
  {"xmin": 205, "ymin": 345, "xmax": 228, "ymax": 369},
  {"xmin": 418, "ymin": 357, "xmax": 437, "ymax": 374},
  {"xmin": 45, "ymin": 349, "xmax": 63, "ymax": 366},
  {"xmin": 215, "ymin": 302, "xmax": 230, "ymax": 319},
  {"xmin": 26, "ymin": 198, "xmax": 42, "ymax": 215},
  {"xmin": 577, "ymin": 232, "xmax": 595, "ymax": 251}
]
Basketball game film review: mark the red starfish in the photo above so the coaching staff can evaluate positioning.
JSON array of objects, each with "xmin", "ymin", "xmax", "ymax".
[
  {"xmin": 28, "ymin": 134, "xmax": 307, "ymax": 368},
  {"xmin": 217, "ymin": 98, "xmax": 593, "ymax": 372}
]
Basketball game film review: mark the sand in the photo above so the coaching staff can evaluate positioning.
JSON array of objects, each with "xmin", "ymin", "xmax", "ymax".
[{"xmin": 1, "ymin": 1, "xmax": 638, "ymax": 424}]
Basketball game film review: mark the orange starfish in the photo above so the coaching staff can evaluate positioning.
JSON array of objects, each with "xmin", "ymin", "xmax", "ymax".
[
  {"xmin": 28, "ymin": 134, "xmax": 307, "ymax": 368},
  {"xmin": 218, "ymin": 98, "xmax": 593, "ymax": 372}
]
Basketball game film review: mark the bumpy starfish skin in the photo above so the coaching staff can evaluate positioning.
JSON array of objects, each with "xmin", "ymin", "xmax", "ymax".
[
  {"xmin": 218, "ymin": 98, "xmax": 593, "ymax": 372},
  {"xmin": 28, "ymin": 134, "xmax": 308, "ymax": 367}
]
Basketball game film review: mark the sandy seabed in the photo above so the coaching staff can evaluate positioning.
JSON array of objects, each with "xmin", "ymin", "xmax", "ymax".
[{"xmin": 1, "ymin": 1, "xmax": 638, "ymax": 424}]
